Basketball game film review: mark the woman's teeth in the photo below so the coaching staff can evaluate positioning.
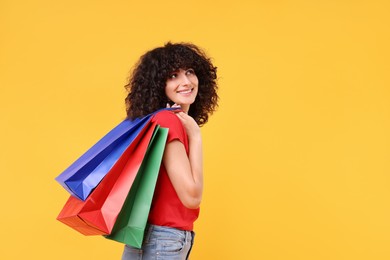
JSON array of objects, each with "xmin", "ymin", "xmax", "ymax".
[{"xmin": 178, "ymin": 89, "xmax": 192, "ymax": 94}]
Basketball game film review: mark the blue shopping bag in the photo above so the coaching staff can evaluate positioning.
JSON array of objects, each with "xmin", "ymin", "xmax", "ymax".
[{"xmin": 55, "ymin": 115, "xmax": 152, "ymax": 200}]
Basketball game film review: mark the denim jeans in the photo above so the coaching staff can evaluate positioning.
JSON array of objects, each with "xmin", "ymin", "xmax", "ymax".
[{"xmin": 121, "ymin": 224, "xmax": 195, "ymax": 260}]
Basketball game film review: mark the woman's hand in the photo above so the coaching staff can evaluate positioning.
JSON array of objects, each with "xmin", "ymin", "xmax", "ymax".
[
  {"xmin": 175, "ymin": 111, "xmax": 201, "ymax": 139},
  {"xmin": 166, "ymin": 102, "xmax": 181, "ymax": 109},
  {"xmin": 166, "ymin": 103, "xmax": 200, "ymax": 139}
]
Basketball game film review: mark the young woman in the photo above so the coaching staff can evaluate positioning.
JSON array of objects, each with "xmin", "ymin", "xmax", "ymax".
[{"xmin": 123, "ymin": 42, "xmax": 218, "ymax": 259}]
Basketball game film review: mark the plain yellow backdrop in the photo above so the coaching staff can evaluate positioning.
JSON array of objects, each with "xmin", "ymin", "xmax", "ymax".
[{"xmin": 1, "ymin": 0, "xmax": 389, "ymax": 259}]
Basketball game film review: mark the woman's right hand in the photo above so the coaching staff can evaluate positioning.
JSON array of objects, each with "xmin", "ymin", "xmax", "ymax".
[
  {"xmin": 174, "ymin": 111, "xmax": 201, "ymax": 140},
  {"xmin": 166, "ymin": 102, "xmax": 181, "ymax": 109},
  {"xmin": 166, "ymin": 103, "xmax": 200, "ymax": 139}
]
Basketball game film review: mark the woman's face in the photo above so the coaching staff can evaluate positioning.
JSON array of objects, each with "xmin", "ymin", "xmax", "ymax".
[{"xmin": 165, "ymin": 68, "xmax": 199, "ymax": 111}]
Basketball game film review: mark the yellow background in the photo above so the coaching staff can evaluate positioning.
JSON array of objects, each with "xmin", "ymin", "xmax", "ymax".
[{"xmin": 1, "ymin": 0, "xmax": 389, "ymax": 259}]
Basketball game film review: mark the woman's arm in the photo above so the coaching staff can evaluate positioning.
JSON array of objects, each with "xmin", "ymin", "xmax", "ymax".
[{"xmin": 162, "ymin": 112, "xmax": 203, "ymax": 209}]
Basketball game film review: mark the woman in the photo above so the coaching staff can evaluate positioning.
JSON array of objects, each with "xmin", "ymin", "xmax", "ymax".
[{"xmin": 123, "ymin": 42, "xmax": 218, "ymax": 259}]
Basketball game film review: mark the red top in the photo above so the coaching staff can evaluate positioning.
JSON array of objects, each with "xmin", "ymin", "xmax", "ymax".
[{"xmin": 148, "ymin": 110, "xmax": 200, "ymax": 231}]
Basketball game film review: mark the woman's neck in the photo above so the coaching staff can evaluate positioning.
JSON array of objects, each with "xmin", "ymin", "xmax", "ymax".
[{"xmin": 180, "ymin": 104, "xmax": 190, "ymax": 113}]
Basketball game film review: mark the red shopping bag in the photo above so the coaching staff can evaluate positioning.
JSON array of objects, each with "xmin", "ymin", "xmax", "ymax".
[{"xmin": 57, "ymin": 120, "xmax": 157, "ymax": 235}]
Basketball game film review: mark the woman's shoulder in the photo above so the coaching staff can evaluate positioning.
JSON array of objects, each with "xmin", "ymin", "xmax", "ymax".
[
  {"xmin": 152, "ymin": 110, "xmax": 183, "ymax": 129},
  {"xmin": 152, "ymin": 109, "xmax": 188, "ymax": 145}
]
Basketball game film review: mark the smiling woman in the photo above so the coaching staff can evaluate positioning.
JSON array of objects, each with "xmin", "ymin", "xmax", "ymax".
[{"xmin": 122, "ymin": 42, "xmax": 219, "ymax": 260}]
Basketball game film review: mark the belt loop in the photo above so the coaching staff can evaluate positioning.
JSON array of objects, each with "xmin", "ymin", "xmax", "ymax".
[
  {"xmin": 186, "ymin": 230, "xmax": 194, "ymax": 244},
  {"xmin": 185, "ymin": 230, "xmax": 189, "ymax": 244}
]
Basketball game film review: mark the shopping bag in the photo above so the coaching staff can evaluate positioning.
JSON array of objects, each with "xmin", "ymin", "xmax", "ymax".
[
  {"xmin": 105, "ymin": 127, "xmax": 168, "ymax": 248},
  {"xmin": 56, "ymin": 115, "xmax": 152, "ymax": 200},
  {"xmin": 57, "ymin": 121, "xmax": 158, "ymax": 235}
]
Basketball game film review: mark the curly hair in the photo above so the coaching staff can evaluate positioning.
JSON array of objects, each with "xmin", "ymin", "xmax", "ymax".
[{"xmin": 125, "ymin": 42, "xmax": 218, "ymax": 126}]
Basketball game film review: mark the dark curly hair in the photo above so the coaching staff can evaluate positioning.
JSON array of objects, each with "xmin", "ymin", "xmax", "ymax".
[{"xmin": 125, "ymin": 42, "xmax": 218, "ymax": 126}]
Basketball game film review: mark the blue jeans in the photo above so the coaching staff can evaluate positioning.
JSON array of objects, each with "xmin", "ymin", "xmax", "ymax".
[{"xmin": 121, "ymin": 224, "xmax": 195, "ymax": 260}]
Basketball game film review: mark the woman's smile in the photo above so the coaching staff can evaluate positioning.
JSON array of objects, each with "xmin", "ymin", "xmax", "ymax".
[{"xmin": 177, "ymin": 88, "xmax": 194, "ymax": 95}]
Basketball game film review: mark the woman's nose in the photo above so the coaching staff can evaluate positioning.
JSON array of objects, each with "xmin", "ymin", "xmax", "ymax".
[{"xmin": 180, "ymin": 74, "xmax": 191, "ymax": 85}]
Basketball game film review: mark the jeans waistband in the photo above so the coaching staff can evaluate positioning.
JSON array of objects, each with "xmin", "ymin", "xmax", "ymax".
[{"xmin": 145, "ymin": 224, "xmax": 195, "ymax": 244}]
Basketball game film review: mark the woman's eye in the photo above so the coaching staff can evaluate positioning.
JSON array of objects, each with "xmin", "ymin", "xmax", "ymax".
[
  {"xmin": 186, "ymin": 69, "xmax": 195, "ymax": 75},
  {"xmin": 169, "ymin": 73, "xmax": 177, "ymax": 79}
]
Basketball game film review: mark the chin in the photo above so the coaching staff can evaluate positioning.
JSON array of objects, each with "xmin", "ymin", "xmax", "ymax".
[
  {"xmin": 180, "ymin": 101, "xmax": 195, "ymax": 106},
  {"xmin": 173, "ymin": 98, "xmax": 195, "ymax": 106}
]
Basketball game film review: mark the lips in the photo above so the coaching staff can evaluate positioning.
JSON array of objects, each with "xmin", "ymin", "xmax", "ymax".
[{"xmin": 177, "ymin": 88, "xmax": 193, "ymax": 94}]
